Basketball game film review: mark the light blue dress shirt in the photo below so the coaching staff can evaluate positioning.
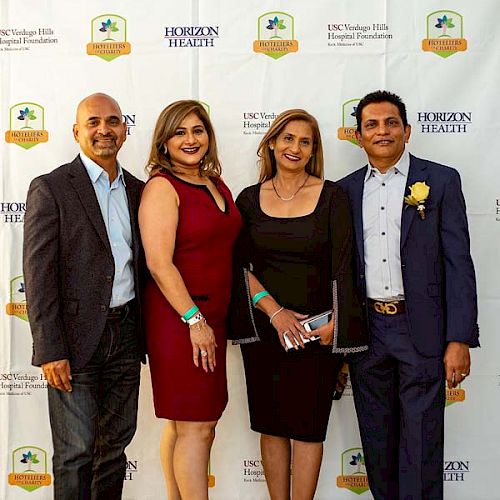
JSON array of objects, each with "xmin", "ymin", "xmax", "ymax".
[
  {"xmin": 362, "ymin": 149, "xmax": 410, "ymax": 301},
  {"xmin": 80, "ymin": 152, "xmax": 135, "ymax": 307}
]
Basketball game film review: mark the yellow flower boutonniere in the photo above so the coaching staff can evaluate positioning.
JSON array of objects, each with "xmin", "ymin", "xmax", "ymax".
[{"xmin": 404, "ymin": 181, "xmax": 430, "ymax": 220}]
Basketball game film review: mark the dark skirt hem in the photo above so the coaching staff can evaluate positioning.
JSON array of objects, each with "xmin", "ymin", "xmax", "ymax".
[
  {"xmin": 153, "ymin": 399, "xmax": 227, "ymax": 422},
  {"xmin": 154, "ymin": 410, "xmax": 225, "ymax": 422},
  {"xmin": 249, "ymin": 424, "xmax": 328, "ymax": 444}
]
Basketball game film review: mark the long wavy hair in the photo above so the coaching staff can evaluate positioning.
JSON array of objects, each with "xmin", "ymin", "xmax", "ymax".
[
  {"xmin": 146, "ymin": 100, "xmax": 221, "ymax": 177},
  {"xmin": 257, "ymin": 109, "xmax": 324, "ymax": 182}
]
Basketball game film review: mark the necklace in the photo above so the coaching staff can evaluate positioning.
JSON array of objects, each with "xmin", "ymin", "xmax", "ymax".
[{"xmin": 272, "ymin": 174, "xmax": 309, "ymax": 201}]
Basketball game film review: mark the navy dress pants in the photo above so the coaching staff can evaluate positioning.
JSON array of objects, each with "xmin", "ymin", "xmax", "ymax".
[{"xmin": 349, "ymin": 309, "xmax": 445, "ymax": 500}]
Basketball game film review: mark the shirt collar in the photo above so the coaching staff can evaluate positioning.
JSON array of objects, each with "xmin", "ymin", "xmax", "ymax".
[
  {"xmin": 80, "ymin": 151, "xmax": 126, "ymax": 187},
  {"xmin": 364, "ymin": 149, "xmax": 410, "ymax": 183}
]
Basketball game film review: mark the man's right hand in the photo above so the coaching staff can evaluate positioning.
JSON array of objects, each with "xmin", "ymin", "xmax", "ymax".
[{"xmin": 42, "ymin": 359, "xmax": 72, "ymax": 392}]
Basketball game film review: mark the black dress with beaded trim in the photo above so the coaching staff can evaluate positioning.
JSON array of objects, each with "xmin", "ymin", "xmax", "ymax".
[{"xmin": 231, "ymin": 180, "xmax": 365, "ymax": 442}]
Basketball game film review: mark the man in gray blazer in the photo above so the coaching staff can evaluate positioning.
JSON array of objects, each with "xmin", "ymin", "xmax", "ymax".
[{"xmin": 23, "ymin": 93, "xmax": 144, "ymax": 500}]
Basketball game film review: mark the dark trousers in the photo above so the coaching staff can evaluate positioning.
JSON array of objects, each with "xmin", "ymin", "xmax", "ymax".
[
  {"xmin": 48, "ymin": 308, "xmax": 141, "ymax": 500},
  {"xmin": 349, "ymin": 309, "xmax": 445, "ymax": 500}
]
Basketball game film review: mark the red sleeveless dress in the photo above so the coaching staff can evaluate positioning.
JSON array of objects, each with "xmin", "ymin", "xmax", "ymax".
[{"xmin": 143, "ymin": 171, "xmax": 241, "ymax": 421}]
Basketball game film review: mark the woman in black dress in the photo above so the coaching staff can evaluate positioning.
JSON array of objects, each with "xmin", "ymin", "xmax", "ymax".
[{"xmin": 230, "ymin": 109, "xmax": 368, "ymax": 499}]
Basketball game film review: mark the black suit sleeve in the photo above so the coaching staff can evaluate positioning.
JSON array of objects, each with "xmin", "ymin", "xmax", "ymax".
[{"xmin": 23, "ymin": 177, "xmax": 68, "ymax": 365}]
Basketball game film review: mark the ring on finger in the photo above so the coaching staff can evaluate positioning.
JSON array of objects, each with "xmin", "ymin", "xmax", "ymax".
[
  {"xmin": 200, "ymin": 350, "xmax": 208, "ymax": 357},
  {"xmin": 460, "ymin": 373, "xmax": 468, "ymax": 377}
]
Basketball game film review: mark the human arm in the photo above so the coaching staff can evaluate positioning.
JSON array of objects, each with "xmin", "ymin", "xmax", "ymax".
[
  {"xmin": 444, "ymin": 341, "xmax": 470, "ymax": 388},
  {"xmin": 311, "ymin": 316, "xmax": 336, "ymax": 346},
  {"xmin": 319, "ymin": 185, "xmax": 356, "ymax": 348},
  {"xmin": 42, "ymin": 360, "xmax": 72, "ymax": 392},
  {"xmin": 139, "ymin": 177, "xmax": 216, "ymax": 372},
  {"xmin": 23, "ymin": 177, "xmax": 72, "ymax": 391},
  {"xmin": 309, "ymin": 186, "xmax": 356, "ymax": 347},
  {"xmin": 247, "ymin": 272, "xmax": 308, "ymax": 350},
  {"xmin": 439, "ymin": 169, "xmax": 478, "ymax": 385},
  {"xmin": 231, "ymin": 186, "xmax": 307, "ymax": 348}
]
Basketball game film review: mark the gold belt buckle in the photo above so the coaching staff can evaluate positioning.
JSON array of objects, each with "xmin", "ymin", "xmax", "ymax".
[{"xmin": 374, "ymin": 301, "xmax": 398, "ymax": 315}]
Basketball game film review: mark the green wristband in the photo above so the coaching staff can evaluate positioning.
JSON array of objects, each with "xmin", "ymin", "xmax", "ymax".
[
  {"xmin": 182, "ymin": 305, "xmax": 199, "ymax": 322},
  {"xmin": 252, "ymin": 290, "xmax": 270, "ymax": 307}
]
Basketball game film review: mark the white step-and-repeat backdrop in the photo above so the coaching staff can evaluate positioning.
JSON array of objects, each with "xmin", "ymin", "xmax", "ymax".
[{"xmin": 1, "ymin": 1, "xmax": 499, "ymax": 499}]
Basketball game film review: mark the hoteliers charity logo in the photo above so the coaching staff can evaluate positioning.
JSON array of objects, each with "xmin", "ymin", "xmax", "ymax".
[
  {"xmin": 6, "ymin": 275, "xmax": 28, "ymax": 322},
  {"xmin": 8, "ymin": 446, "xmax": 51, "ymax": 492},
  {"xmin": 253, "ymin": 12, "xmax": 299, "ymax": 60},
  {"xmin": 87, "ymin": 14, "xmax": 131, "ymax": 61},
  {"xmin": 337, "ymin": 99, "xmax": 361, "ymax": 146},
  {"xmin": 5, "ymin": 102, "xmax": 49, "ymax": 150},
  {"xmin": 422, "ymin": 10, "xmax": 467, "ymax": 59},
  {"xmin": 336, "ymin": 447, "xmax": 370, "ymax": 495},
  {"xmin": 446, "ymin": 382, "xmax": 465, "ymax": 407}
]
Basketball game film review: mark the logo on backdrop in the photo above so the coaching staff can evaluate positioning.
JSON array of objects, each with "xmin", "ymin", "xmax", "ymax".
[
  {"xmin": 164, "ymin": 25, "xmax": 219, "ymax": 47},
  {"xmin": 124, "ymin": 114, "xmax": 136, "ymax": 135},
  {"xmin": 336, "ymin": 447, "xmax": 370, "ymax": 495},
  {"xmin": 0, "ymin": 27, "xmax": 58, "ymax": 52},
  {"xmin": 444, "ymin": 460, "xmax": 470, "ymax": 482},
  {"xmin": 327, "ymin": 22, "xmax": 393, "ymax": 48},
  {"xmin": 253, "ymin": 12, "xmax": 299, "ymax": 60},
  {"xmin": 8, "ymin": 446, "xmax": 51, "ymax": 492},
  {"xmin": 417, "ymin": 111, "xmax": 472, "ymax": 133},
  {"xmin": 1, "ymin": 201, "xmax": 25, "ymax": 223},
  {"xmin": 6, "ymin": 275, "xmax": 28, "ymax": 322},
  {"xmin": 337, "ymin": 99, "xmax": 360, "ymax": 146},
  {"xmin": 496, "ymin": 199, "xmax": 500, "ymax": 221},
  {"xmin": 242, "ymin": 111, "xmax": 278, "ymax": 135},
  {"xmin": 124, "ymin": 459, "xmax": 139, "ymax": 481},
  {"xmin": 446, "ymin": 383, "xmax": 465, "ymax": 407},
  {"xmin": 87, "ymin": 14, "xmax": 131, "ymax": 61},
  {"xmin": 241, "ymin": 458, "xmax": 266, "ymax": 483},
  {"xmin": 422, "ymin": 11, "xmax": 467, "ymax": 59},
  {"xmin": 0, "ymin": 372, "xmax": 47, "ymax": 397},
  {"xmin": 5, "ymin": 102, "xmax": 49, "ymax": 150},
  {"xmin": 208, "ymin": 460, "xmax": 216, "ymax": 488}
]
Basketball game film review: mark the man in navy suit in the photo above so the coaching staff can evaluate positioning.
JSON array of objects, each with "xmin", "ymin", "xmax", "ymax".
[
  {"xmin": 23, "ymin": 94, "xmax": 144, "ymax": 500},
  {"xmin": 338, "ymin": 90, "xmax": 479, "ymax": 500}
]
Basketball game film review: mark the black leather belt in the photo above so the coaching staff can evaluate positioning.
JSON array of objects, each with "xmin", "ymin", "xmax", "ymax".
[
  {"xmin": 368, "ymin": 299, "xmax": 405, "ymax": 315},
  {"xmin": 107, "ymin": 299, "xmax": 135, "ymax": 320}
]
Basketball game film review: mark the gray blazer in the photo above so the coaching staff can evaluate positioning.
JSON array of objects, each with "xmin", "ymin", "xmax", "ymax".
[{"xmin": 23, "ymin": 155, "xmax": 145, "ymax": 370}]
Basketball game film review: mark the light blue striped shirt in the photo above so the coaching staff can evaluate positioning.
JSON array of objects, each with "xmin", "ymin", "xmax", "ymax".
[{"xmin": 80, "ymin": 152, "xmax": 135, "ymax": 307}]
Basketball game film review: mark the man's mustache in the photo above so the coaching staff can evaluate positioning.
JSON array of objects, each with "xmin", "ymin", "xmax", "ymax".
[{"xmin": 94, "ymin": 134, "xmax": 117, "ymax": 141}]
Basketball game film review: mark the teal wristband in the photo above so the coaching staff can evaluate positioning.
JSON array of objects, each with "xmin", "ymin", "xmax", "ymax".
[
  {"xmin": 181, "ymin": 305, "xmax": 199, "ymax": 322},
  {"xmin": 252, "ymin": 290, "xmax": 270, "ymax": 307}
]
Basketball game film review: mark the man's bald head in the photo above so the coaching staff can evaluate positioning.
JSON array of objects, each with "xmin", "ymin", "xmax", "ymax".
[
  {"xmin": 73, "ymin": 93, "xmax": 127, "ymax": 169},
  {"xmin": 75, "ymin": 93, "xmax": 122, "ymax": 123}
]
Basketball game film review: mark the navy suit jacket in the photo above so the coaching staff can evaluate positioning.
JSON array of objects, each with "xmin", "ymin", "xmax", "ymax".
[
  {"xmin": 338, "ymin": 154, "xmax": 479, "ymax": 357},
  {"xmin": 23, "ymin": 156, "xmax": 145, "ymax": 370}
]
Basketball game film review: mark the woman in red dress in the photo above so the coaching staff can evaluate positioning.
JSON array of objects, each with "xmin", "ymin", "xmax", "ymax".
[{"xmin": 139, "ymin": 100, "xmax": 241, "ymax": 499}]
